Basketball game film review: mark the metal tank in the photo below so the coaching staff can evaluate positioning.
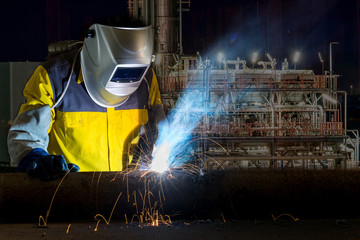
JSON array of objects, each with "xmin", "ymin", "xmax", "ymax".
[{"xmin": 154, "ymin": 0, "xmax": 178, "ymax": 54}]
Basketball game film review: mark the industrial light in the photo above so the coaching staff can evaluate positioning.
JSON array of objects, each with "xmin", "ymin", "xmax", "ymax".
[
  {"xmin": 293, "ymin": 51, "xmax": 300, "ymax": 63},
  {"xmin": 293, "ymin": 51, "xmax": 300, "ymax": 69},
  {"xmin": 251, "ymin": 52, "xmax": 258, "ymax": 64},
  {"xmin": 217, "ymin": 52, "xmax": 224, "ymax": 63},
  {"xmin": 217, "ymin": 52, "xmax": 225, "ymax": 69}
]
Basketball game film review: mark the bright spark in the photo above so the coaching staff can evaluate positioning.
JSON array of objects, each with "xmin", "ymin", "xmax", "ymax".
[
  {"xmin": 150, "ymin": 61, "xmax": 212, "ymax": 173},
  {"xmin": 150, "ymin": 89, "xmax": 203, "ymax": 173},
  {"xmin": 150, "ymin": 142, "xmax": 171, "ymax": 173}
]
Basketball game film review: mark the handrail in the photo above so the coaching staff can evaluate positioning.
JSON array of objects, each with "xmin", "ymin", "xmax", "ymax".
[
  {"xmin": 195, "ymin": 121, "xmax": 343, "ymax": 137},
  {"xmin": 158, "ymin": 74, "xmax": 339, "ymax": 93}
]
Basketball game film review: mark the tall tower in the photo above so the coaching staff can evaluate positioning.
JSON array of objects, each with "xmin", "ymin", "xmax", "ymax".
[{"xmin": 128, "ymin": 0, "xmax": 180, "ymax": 83}]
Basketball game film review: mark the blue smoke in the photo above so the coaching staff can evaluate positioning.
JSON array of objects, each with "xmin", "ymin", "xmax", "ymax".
[{"xmin": 151, "ymin": 83, "xmax": 204, "ymax": 172}]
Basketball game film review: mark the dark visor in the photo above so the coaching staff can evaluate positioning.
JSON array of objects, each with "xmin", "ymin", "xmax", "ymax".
[{"xmin": 110, "ymin": 67, "xmax": 147, "ymax": 83}]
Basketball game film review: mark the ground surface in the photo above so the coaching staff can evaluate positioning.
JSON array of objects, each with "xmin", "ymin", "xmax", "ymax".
[
  {"xmin": 2, "ymin": 171, "xmax": 360, "ymax": 239},
  {"xmin": 1, "ymin": 218, "xmax": 360, "ymax": 240}
]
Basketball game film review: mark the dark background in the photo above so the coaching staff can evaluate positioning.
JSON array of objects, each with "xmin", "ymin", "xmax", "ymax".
[{"xmin": 0, "ymin": 0, "xmax": 359, "ymax": 94}]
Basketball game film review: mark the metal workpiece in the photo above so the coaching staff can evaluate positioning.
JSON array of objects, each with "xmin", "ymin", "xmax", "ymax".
[
  {"xmin": 1, "ymin": 169, "xmax": 360, "ymax": 223},
  {"xmin": 0, "ymin": 170, "xmax": 202, "ymax": 222}
]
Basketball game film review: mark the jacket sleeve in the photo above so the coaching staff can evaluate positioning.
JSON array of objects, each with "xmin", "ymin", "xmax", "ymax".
[{"xmin": 7, "ymin": 65, "xmax": 55, "ymax": 167}]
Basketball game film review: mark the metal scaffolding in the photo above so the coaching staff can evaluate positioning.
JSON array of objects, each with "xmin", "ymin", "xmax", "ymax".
[{"xmin": 158, "ymin": 56, "xmax": 359, "ymax": 170}]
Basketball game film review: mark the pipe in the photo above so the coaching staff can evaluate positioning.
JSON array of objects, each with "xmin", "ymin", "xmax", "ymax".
[
  {"xmin": 133, "ymin": 0, "xmax": 138, "ymax": 19},
  {"xmin": 2, "ymin": 170, "xmax": 360, "ymax": 222},
  {"xmin": 179, "ymin": 0, "xmax": 183, "ymax": 55},
  {"xmin": 263, "ymin": 94, "xmax": 275, "ymax": 129},
  {"xmin": 151, "ymin": 0, "xmax": 155, "ymax": 27},
  {"xmin": 329, "ymin": 42, "xmax": 339, "ymax": 90},
  {"xmin": 206, "ymin": 155, "xmax": 344, "ymax": 161}
]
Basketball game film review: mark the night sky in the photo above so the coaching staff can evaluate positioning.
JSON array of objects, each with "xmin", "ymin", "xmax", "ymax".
[{"xmin": 0, "ymin": 0, "xmax": 359, "ymax": 93}]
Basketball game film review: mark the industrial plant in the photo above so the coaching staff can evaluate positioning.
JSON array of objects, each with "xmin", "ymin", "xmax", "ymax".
[
  {"xmin": 132, "ymin": 0, "xmax": 359, "ymax": 170},
  {"xmin": 1, "ymin": 1, "xmax": 360, "ymax": 239}
]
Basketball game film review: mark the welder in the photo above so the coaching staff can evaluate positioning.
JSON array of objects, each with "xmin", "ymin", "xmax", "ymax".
[{"xmin": 7, "ymin": 21, "xmax": 165, "ymax": 181}]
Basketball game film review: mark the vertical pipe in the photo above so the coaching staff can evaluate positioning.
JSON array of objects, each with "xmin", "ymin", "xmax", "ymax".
[
  {"xmin": 179, "ymin": 0, "xmax": 183, "ymax": 55},
  {"xmin": 329, "ymin": 42, "xmax": 339, "ymax": 90},
  {"xmin": 329, "ymin": 43, "xmax": 332, "ymax": 74},
  {"xmin": 203, "ymin": 62, "xmax": 210, "ymax": 168},
  {"xmin": 273, "ymin": 92, "xmax": 278, "ymax": 133},
  {"xmin": 151, "ymin": 0, "xmax": 155, "ymax": 27},
  {"xmin": 133, "ymin": 0, "xmax": 138, "ymax": 19},
  {"xmin": 141, "ymin": 0, "xmax": 149, "ymax": 25},
  {"xmin": 128, "ymin": 0, "xmax": 133, "ymax": 17},
  {"xmin": 205, "ymin": 60, "xmax": 210, "ymax": 102},
  {"xmin": 155, "ymin": 0, "xmax": 178, "ymax": 53},
  {"xmin": 357, "ymin": 131, "xmax": 359, "ymax": 163}
]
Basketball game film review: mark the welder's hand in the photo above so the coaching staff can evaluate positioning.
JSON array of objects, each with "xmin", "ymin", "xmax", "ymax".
[{"xmin": 18, "ymin": 148, "xmax": 80, "ymax": 181}]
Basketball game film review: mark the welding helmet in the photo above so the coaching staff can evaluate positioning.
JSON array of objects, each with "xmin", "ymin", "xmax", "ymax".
[{"xmin": 80, "ymin": 24, "xmax": 154, "ymax": 108}]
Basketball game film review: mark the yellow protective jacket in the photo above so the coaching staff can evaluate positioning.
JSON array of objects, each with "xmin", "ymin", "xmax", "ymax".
[{"xmin": 8, "ymin": 49, "xmax": 162, "ymax": 171}]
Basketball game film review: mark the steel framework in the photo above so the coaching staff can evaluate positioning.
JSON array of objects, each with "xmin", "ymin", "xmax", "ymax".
[{"xmin": 158, "ymin": 56, "xmax": 359, "ymax": 170}]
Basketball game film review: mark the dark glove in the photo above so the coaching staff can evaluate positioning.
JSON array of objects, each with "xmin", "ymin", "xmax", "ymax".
[{"xmin": 18, "ymin": 148, "xmax": 80, "ymax": 181}]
